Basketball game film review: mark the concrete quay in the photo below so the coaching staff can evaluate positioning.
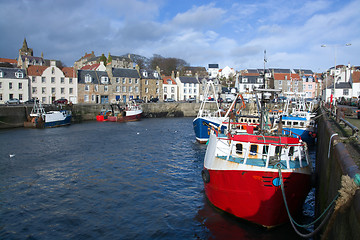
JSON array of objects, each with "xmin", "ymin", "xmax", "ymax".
[{"xmin": 315, "ymin": 106, "xmax": 360, "ymax": 239}]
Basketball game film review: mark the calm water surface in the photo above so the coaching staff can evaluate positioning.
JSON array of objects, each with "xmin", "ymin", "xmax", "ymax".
[{"xmin": 0, "ymin": 118, "xmax": 314, "ymax": 239}]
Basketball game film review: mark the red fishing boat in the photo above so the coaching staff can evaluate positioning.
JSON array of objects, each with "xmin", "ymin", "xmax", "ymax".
[
  {"xmin": 202, "ymin": 92, "xmax": 312, "ymax": 228},
  {"xmin": 96, "ymin": 102, "xmax": 142, "ymax": 122}
]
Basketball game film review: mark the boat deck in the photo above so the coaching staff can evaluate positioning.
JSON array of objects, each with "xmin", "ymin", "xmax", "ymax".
[{"xmin": 216, "ymin": 155, "xmax": 309, "ymax": 169}]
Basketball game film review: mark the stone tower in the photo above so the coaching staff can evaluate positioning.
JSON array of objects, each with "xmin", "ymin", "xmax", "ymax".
[{"xmin": 19, "ymin": 38, "xmax": 33, "ymax": 56}]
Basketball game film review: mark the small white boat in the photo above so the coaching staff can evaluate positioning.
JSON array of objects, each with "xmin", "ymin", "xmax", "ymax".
[{"xmin": 24, "ymin": 102, "xmax": 72, "ymax": 128}]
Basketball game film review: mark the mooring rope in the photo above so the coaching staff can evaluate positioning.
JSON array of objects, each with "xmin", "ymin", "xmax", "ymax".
[
  {"xmin": 321, "ymin": 174, "xmax": 360, "ymax": 240},
  {"xmin": 277, "ymin": 164, "xmax": 337, "ymax": 238}
]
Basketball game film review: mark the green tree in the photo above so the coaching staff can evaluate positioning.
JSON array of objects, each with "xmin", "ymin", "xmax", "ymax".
[{"xmin": 99, "ymin": 53, "xmax": 107, "ymax": 65}]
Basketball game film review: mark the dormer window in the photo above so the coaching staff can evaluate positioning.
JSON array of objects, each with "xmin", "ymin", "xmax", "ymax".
[
  {"xmin": 0, "ymin": 70, "xmax": 3, "ymax": 78},
  {"xmin": 85, "ymin": 74, "xmax": 92, "ymax": 83},
  {"xmin": 101, "ymin": 76, "xmax": 109, "ymax": 84},
  {"xmin": 243, "ymin": 78, "xmax": 248, "ymax": 83},
  {"xmin": 154, "ymin": 72, "xmax": 158, "ymax": 78},
  {"xmin": 15, "ymin": 71, "xmax": 24, "ymax": 78},
  {"xmin": 167, "ymin": 79, "xmax": 172, "ymax": 84},
  {"xmin": 143, "ymin": 71, "xmax": 148, "ymax": 77}
]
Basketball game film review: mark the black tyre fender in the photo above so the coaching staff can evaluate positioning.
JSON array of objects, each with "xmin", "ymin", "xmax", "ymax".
[{"xmin": 201, "ymin": 169, "xmax": 210, "ymax": 183}]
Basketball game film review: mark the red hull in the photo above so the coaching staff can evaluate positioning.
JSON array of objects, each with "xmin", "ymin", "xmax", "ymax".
[{"xmin": 204, "ymin": 169, "xmax": 311, "ymax": 227}]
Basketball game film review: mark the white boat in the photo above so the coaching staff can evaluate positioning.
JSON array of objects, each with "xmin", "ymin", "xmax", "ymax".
[{"xmin": 24, "ymin": 102, "xmax": 72, "ymax": 128}]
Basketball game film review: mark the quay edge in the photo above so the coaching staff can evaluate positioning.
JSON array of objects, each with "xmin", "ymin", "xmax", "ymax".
[{"xmin": 315, "ymin": 106, "xmax": 360, "ymax": 239}]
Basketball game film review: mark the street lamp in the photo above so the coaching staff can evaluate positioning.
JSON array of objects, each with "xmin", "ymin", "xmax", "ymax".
[{"xmin": 321, "ymin": 43, "xmax": 351, "ymax": 108}]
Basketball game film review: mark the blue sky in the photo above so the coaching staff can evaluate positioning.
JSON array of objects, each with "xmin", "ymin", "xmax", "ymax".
[{"xmin": 0, "ymin": 0, "xmax": 359, "ymax": 72}]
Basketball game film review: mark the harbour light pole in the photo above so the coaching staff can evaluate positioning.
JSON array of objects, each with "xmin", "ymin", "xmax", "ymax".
[{"xmin": 321, "ymin": 43, "xmax": 351, "ymax": 107}]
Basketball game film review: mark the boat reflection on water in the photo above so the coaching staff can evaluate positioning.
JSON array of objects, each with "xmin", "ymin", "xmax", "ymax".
[{"xmin": 195, "ymin": 196, "xmax": 308, "ymax": 240}]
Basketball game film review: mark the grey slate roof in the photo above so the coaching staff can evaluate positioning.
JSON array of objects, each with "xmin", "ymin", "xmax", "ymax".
[
  {"xmin": 269, "ymin": 68, "xmax": 291, "ymax": 73},
  {"xmin": 139, "ymin": 69, "xmax": 161, "ymax": 79},
  {"xmin": 0, "ymin": 67, "xmax": 27, "ymax": 79},
  {"xmin": 293, "ymin": 69, "xmax": 314, "ymax": 75},
  {"xmin": 77, "ymin": 70, "xmax": 109, "ymax": 84},
  {"xmin": 112, "ymin": 68, "xmax": 140, "ymax": 78},
  {"xmin": 178, "ymin": 76, "xmax": 199, "ymax": 84},
  {"xmin": 240, "ymin": 75, "xmax": 260, "ymax": 84},
  {"xmin": 208, "ymin": 64, "xmax": 219, "ymax": 68},
  {"xmin": 327, "ymin": 82, "xmax": 352, "ymax": 89}
]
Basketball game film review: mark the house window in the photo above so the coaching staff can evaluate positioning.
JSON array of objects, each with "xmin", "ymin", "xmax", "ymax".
[
  {"xmin": 92, "ymin": 95, "xmax": 95, "ymax": 101},
  {"xmin": 116, "ymin": 86, "xmax": 120, "ymax": 92},
  {"xmin": 143, "ymin": 71, "xmax": 148, "ymax": 77},
  {"xmin": 135, "ymin": 79, "xmax": 139, "ymax": 84},
  {"xmin": 278, "ymin": 80, "xmax": 282, "ymax": 85},
  {"xmin": 184, "ymin": 89, "xmax": 187, "ymax": 93},
  {"xmin": 42, "ymin": 87, "xmax": 46, "ymax": 94},
  {"xmin": 94, "ymin": 85, "xmax": 98, "ymax": 92},
  {"xmin": 145, "ymin": 88, "xmax": 148, "ymax": 93},
  {"xmin": 51, "ymin": 77, "xmax": 55, "ymax": 83},
  {"xmin": 145, "ymin": 80, "xmax": 149, "ymax": 85},
  {"xmin": 69, "ymin": 88, "xmax": 73, "ymax": 94},
  {"xmin": 122, "ymin": 86, "xmax": 126, "ymax": 92},
  {"xmin": 101, "ymin": 76, "xmax": 109, "ymax": 84},
  {"xmin": 19, "ymin": 94, "xmax": 23, "ymax": 101},
  {"xmin": 69, "ymin": 78, "xmax": 73, "ymax": 84},
  {"xmin": 129, "ymin": 79, "xmax": 132, "ymax": 84},
  {"xmin": 18, "ymin": 83, "xmax": 22, "ymax": 90},
  {"xmin": 0, "ymin": 71, "xmax": 3, "ymax": 77},
  {"xmin": 9, "ymin": 82, "xmax": 12, "ymax": 89},
  {"xmin": 42, "ymin": 97, "xmax": 46, "ymax": 103},
  {"xmin": 343, "ymin": 89, "xmax": 349, "ymax": 95},
  {"xmin": 0, "ymin": 94, "xmax": 2, "ymax": 100},
  {"xmin": 156, "ymin": 80, "xmax": 159, "ymax": 85},
  {"xmin": 116, "ymin": 78, "xmax": 120, "ymax": 83},
  {"xmin": 15, "ymin": 71, "xmax": 24, "ymax": 78},
  {"xmin": 129, "ymin": 86, "xmax": 132, "ymax": 92},
  {"xmin": 84, "ymin": 94, "xmax": 89, "ymax": 102},
  {"xmin": 164, "ymin": 87, "xmax": 167, "ymax": 93},
  {"xmin": 61, "ymin": 77, "xmax": 65, "ymax": 84},
  {"xmin": 258, "ymin": 78, "xmax": 263, "ymax": 83},
  {"xmin": 52, "ymin": 67, "xmax": 55, "ymax": 74},
  {"xmin": 189, "ymin": 89, "xmax": 192, "ymax": 94},
  {"xmin": 32, "ymin": 87, "xmax": 37, "ymax": 93},
  {"xmin": 32, "ymin": 76, "xmax": 36, "ymax": 83},
  {"xmin": 42, "ymin": 77, "xmax": 46, "ymax": 83},
  {"xmin": 135, "ymin": 86, "xmax": 139, "ymax": 93},
  {"xmin": 156, "ymin": 88, "xmax": 159, "ymax": 93},
  {"xmin": 167, "ymin": 79, "xmax": 172, "ymax": 84},
  {"xmin": 85, "ymin": 85, "xmax": 89, "ymax": 91},
  {"xmin": 0, "ymin": 82, "xmax": 2, "ymax": 89},
  {"xmin": 122, "ymin": 78, "xmax": 126, "ymax": 84},
  {"xmin": 51, "ymin": 87, "xmax": 55, "ymax": 94},
  {"xmin": 171, "ymin": 87, "xmax": 174, "ymax": 93},
  {"xmin": 194, "ymin": 89, "xmax": 197, "ymax": 93},
  {"xmin": 61, "ymin": 88, "xmax": 65, "ymax": 94},
  {"xmin": 104, "ymin": 85, "xmax": 108, "ymax": 92},
  {"xmin": 85, "ymin": 74, "xmax": 92, "ymax": 83},
  {"xmin": 243, "ymin": 78, "xmax": 248, "ymax": 83}
]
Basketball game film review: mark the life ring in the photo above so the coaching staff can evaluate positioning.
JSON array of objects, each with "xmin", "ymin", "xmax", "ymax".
[{"xmin": 201, "ymin": 169, "xmax": 210, "ymax": 183}]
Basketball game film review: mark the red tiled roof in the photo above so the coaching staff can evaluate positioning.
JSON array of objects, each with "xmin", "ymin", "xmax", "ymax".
[
  {"xmin": 273, "ymin": 73, "xmax": 300, "ymax": 80},
  {"xmin": 162, "ymin": 76, "xmax": 176, "ymax": 84},
  {"xmin": 27, "ymin": 65, "xmax": 48, "ymax": 76},
  {"xmin": 242, "ymin": 73, "xmax": 259, "ymax": 76},
  {"xmin": 81, "ymin": 63, "xmax": 100, "ymax": 70},
  {"xmin": 352, "ymin": 71, "xmax": 360, "ymax": 83},
  {"xmin": 0, "ymin": 58, "xmax": 17, "ymax": 64},
  {"xmin": 62, "ymin": 67, "xmax": 76, "ymax": 78}
]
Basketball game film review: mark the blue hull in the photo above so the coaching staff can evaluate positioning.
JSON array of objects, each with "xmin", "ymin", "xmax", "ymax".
[
  {"xmin": 283, "ymin": 127, "xmax": 315, "ymax": 146},
  {"xmin": 44, "ymin": 116, "xmax": 72, "ymax": 128},
  {"xmin": 193, "ymin": 117, "xmax": 225, "ymax": 143}
]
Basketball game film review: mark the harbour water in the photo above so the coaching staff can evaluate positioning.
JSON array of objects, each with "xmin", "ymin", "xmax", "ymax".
[{"xmin": 0, "ymin": 118, "xmax": 314, "ymax": 239}]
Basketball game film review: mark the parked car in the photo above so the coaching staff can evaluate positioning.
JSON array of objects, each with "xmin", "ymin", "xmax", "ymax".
[
  {"xmin": 6, "ymin": 98, "xmax": 20, "ymax": 104},
  {"xmin": 134, "ymin": 98, "xmax": 144, "ymax": 103},
  {"xmin": 187, "ymin": 97, "xmax": 196, "ymax": 103},
  {"xmin": 53, "ymin": 98, "xmax": 68, "ymax": 104},
  {"xmin": 149, "ymin": 97, "xmax": 159, "ymax": 103},
  {"xmin": 164, "ymin": 98, "xmax": 175, "ymax": 102},
  {"xmin": 25, "ymin": 98, "xmax": 39, "ymax": 104}
]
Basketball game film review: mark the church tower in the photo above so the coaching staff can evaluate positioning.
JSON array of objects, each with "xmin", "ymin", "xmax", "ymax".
[{"xmin": 19, "ymin": 38, "xmax": 33, "ymax": 56}]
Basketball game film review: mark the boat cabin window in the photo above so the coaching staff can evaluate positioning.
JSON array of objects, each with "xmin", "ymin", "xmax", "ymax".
[
  {"xmin": 263, "ymin": 145, "xmax": 269, "ymax": 155},
  {"xmin": 250, "ymin": 145, "xmax": 258, "ymax": 156},
  {"xmin": 300, "ymin": 122, "xmax": 305, "ymax": 127},
  {"xmin": 288, "ymin": 147, "xmax": 294, "ymax": 156},
  {"xmin": 275, "ymin": 146, "xmax": 282, "ymax": 155},
  {"xmin": 236, "ymin": 144, "xmax": 243, "ymax": 154},
  {"xmin": 293, "ymin": 121, "xmax": 299, "ymax": 126}
]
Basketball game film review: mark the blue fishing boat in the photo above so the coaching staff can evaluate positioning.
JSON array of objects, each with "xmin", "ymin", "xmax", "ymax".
[{"xmin": 193, "ymin": 81, "xmax": 225, "ymax": 143}]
